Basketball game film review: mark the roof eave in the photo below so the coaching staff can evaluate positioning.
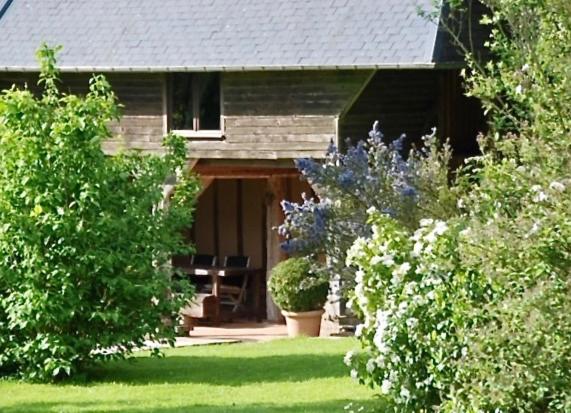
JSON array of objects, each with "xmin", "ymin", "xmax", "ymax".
[{"xmin": 0, "ymin": 62, "xmax": 460, "ymax": 73}]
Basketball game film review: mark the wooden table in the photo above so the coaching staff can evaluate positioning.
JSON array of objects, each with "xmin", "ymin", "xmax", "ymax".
[{"xmin": 180, "ymin": 265, "xmax": 265, "ymax": 324}]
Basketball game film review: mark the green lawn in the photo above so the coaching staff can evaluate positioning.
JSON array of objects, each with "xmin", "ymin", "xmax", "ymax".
[{"xmin": 0, "ymin": 338, "xmax": 380, "ymax": 413}]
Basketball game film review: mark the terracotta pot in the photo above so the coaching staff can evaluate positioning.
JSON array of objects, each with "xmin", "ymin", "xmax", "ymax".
[{"xmin": 281, "ymin": 309, "xmax": 324, "ymax": 337}]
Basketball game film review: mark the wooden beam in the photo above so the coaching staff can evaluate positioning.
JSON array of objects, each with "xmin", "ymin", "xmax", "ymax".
[
  {"xmin": 338, "ymin": 70, "xmax": 376, "ymax": 120},
  {"xmin": 266, "ymin": 176, "xmax": 287, "ymax": 322},
  {"xmin": 197, "ymin": 177, "xmax": 214, "ymax": 198},
  {"xmin": 237, "ymin": 179, "xmax": 243, "ymax": 256},
  {"xmin": 194, "ymin": 165, "xmax": 300, "ymax": 179}
]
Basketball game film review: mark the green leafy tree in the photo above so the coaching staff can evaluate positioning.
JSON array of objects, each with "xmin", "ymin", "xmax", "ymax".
[
  {"xmin": 0, "ymin": 45, "xmax": 199, "ymax": 381},
  {"xmin": 345, "ymin": 1, "xmax": 571, "ymax": 411}
]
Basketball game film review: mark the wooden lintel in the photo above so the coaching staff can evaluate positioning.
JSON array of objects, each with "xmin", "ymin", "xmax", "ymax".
[{"xmin": 194, "ymin": 165, "xmax": 300, "ymax": 179}]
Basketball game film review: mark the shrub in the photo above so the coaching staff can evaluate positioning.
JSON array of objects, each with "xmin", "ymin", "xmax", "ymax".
[
  {"xmin": 279, "ymin": 124, "xmax": 456, "ymax": 289},
  {"xmin": 343, "ymin": 1, "xmax": 571, "ymax": 410},
  {"xmin": 0, "ymin": 46, "xmax": 200, "ymax": 381},
  {"xmin": 344, "ymin": 211, "xmax": 488, "ymax": 411},
  {"xmin": 268, "ymin": 258, "xmax": 329, "ymax": 312}
]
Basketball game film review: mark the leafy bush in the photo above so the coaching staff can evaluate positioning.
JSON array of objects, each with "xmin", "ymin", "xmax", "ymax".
[
  {"xmin": 0, "ymin": 46, "xmax": 200, "ymax": 381},
  {"xmin": 342, "ymin": 1, "xmax": 571, "ymax": 411},
  {"xmin": 344, "ymin": 212, "xmax": 488, "ymax": 411},
  {"xmin": 268, "ymin": 258, "xmax": 329, "ymax": 312}
]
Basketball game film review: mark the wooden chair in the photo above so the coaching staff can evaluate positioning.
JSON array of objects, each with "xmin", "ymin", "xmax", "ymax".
[
  {"xmin": 179, "ymin": 254, "xmax": 218, "ymax": 333},
  {"xmin": 190, "ymin": 254, "xmax": 217, "ymax": 267},
  {"xmin": 220, "ymin": 255, "xmax": 250, "ymax": 313}
]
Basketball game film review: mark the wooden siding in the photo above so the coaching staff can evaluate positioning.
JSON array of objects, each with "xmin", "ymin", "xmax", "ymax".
[
  {"xmin": 0, "ymin": 72, "xmax": 165, "ymax": 154},
  {"xmin": 339, "ymin": 70, "xmax": 486, "ymax": 157},
  {"xmin": 101, "ymin": 74, "xmax": 165, "ymax": 154},
  {"xmin": 191, "ymin": 175, "xmax": 312, "ymax": 269},
  {"xmin": 339, "ymin": 70, "xmax": 440, "ymax": 148},
  {"xmin": 186, "ymin": 70, "xmax": 372, "ymax": 159}
]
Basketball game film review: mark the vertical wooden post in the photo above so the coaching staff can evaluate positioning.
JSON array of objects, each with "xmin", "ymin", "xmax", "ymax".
[{"xmin": 265, "ymin": 176, "xmax": 287, "ymax": 322}]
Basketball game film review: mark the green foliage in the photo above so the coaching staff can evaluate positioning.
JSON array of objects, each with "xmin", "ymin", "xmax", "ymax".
[
  {"xmin": 345, "ymin": 1, "xmax": 571, "ymax": 411},
  {"xmin": 268, "ymin": 258, "xmax": 329, "ymax": 312},
  {"xmin": 345, "ymin": 213, "xmax": 489, "ymax": 411},
  {"xmin": 0, "ymin": 45, "xmax": 200, "ymax": 381},
  {"xmin": 442, "ymin": 1, "xmax": 571, "ymax": 410}
]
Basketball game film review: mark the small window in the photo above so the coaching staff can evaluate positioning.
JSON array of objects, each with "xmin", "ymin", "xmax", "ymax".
[{"xmin": 169, "ymin": 73, "xmax": 222, "ymax": 138}]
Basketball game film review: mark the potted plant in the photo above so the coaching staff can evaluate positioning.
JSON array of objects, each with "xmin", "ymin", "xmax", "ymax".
[{"xmin": 268, "ymin": 257, "xmax": 329, "ymax": 337}]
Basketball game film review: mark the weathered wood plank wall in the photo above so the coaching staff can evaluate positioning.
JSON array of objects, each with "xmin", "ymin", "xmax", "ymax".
[
  {"xmin": 191, "ymin": 176, "xmax": 311, "ymax": 269},
  {"xmin": 339, "ymin": 70, "xmax": 440, "ymax": 147},
  {"xmin": 0, "ymin": 70, "xmax": 373, "ymax": 159},
  {"xmin": 192, "ymin": 179, "xmax": 267, "ymax": 269},
  {"xmin": 339, "ymin": 70, "xmax": 485, "ymax": 157},
  {"xmin": 1, "ymin": 70, "xmax": 483, "ymax": 160},
  {"xmin": 186, "ymin": 70, "xmax": 372, "ymax": 159},
  {"xmin": 0, "ymin": 73, "xmax": 165, "ymax": 153}
]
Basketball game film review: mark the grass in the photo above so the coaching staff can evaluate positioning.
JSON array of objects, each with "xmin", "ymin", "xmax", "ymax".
[{"xmin": 0, "ymin": 338, "xmax": 380, "ymax": 413}]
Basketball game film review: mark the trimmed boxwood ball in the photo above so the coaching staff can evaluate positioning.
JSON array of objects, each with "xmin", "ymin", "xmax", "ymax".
[{"xmin": 268, "ymin": 257, "xmax": 329, "ymax": 312}]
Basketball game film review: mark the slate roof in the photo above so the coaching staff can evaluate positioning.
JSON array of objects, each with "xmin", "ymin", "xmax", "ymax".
[{"xmin": 0, "ymin": 0, "xmax": 450, "ymax": 72}]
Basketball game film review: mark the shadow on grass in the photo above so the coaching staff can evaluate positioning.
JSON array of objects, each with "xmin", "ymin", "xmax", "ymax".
[
  {"xmin": 0, "ymin": 399, "xmax": 383, "ymax": 413},
  {"xmin": 85, "ymin": 353, "xmax": 348, "ymax": 385}
]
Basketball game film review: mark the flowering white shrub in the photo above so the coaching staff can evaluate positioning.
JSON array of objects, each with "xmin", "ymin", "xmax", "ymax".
[{"xmin": 345, "ymin": 211, "xmax": 488, "ymax": 411}]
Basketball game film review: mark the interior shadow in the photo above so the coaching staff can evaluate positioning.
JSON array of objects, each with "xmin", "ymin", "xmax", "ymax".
[{"xmin": 86, "ymin": 353, "xmax": 349, "ymax": 386}]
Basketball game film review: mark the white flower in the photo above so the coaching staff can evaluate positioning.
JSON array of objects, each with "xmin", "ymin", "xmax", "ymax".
[
  {"xmin": 366, "ymin": 206, "xmax": 377, "ymax": 215},
  {"xmin": 457, "ymin": 198, "xmax": 465, "ymax": 209},
  {"xmin": 381, "ymin": 379, "xmax": 392, "ymax": 394},
  {"xmin": 381, "ymin": 254, "xmax": 395, "ymax": 267},
  {"xmin": 459, "ymin": 227, "xmax": 472, "ymax": 237},
  {"xmin": 355, "ymin": 324, "xmax": 364, "ymax": 338},
  {"xmin": 373, "ymin": 335, "xmax": 386, "ymax": 352},
  {"xmin": 420, "ymin": 218, "xmax": 434, "ymax": 227},
  {"xmin": 531, "ymin": 185, "xmax": 542, "ymax": 192},
  {"xmin": 354, "ymin": 283, "xmax": 368, "ymax": 306},
  {"xmin": 151, "ymin": 296, "xmax": 160, "ymax": 306},
  {"xmin": 404, "ymin": 281, "xmax": 417, "ymax": 295},
  {"xmin": 392, "ymin": 262, "xmax": 411, "ymax": 277},
  {"xmin": 346, "ymin": 237, "xmax": 367, "ymax": 265},
  {"xmin": 406, "ymin": 317, "xmax": 418, "ymax": 329},
  {"xmin": 366, "ymin": 358, "xmax": 376, "ymax": 373},
  {"xmin": 532, "ymin": 191, "xmax": 548, "ymax": 202},
  {"xmin": 344, "ymin": 351, "xmax": 354, "ymax": 366},
  {"xmin": 373, "ymin": 311, "xmax": 391, "ymax": 353},
  {"xmin": 522, "ymin": 63, "xmax": 530, "ymax": 72},
  {"xmin": 424, "ymin": 231, "xmax": 437, "ymax": 244},
  {"xmin": 350, "ymin": 369, "xmax": 359, "ymax": 380},
  {"xmin": 412, "ymin": 241, "xmax": 423, "ymax": 257},
  {"xmin": 376, "ymin": 310, "xmax": 390, "ymax": 331},
  {"xmin": 426, "ymin": 290, "xmax": 436, "ymax": 300},
  {"xmin": 550, "ymin": 181, "xmax": 565, "ymax": 192},
  {"xmin": 529, "ymin": 222, "xmax": 541, "ymax": 235},
  {"xmin": 412, "ymin": 294, "xmax": 425, "ymax": 306},
  {"xmin": 433, "ymin": 221, "xmax": 448, "ymax": 236},
  {"xmin": 400, "ymin": 387, "xmax": 411, "ymax": 399},
  {"xmin": 370, "ymin": 255, "xmax": 382, "ymax": 265},
  {"xmin": 515, "ymin": 84, "xmax": 523, "ymax": 94},
  {"xmin": 355, "ymin": 270, "xmax": 365, "ymax": 284}
]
